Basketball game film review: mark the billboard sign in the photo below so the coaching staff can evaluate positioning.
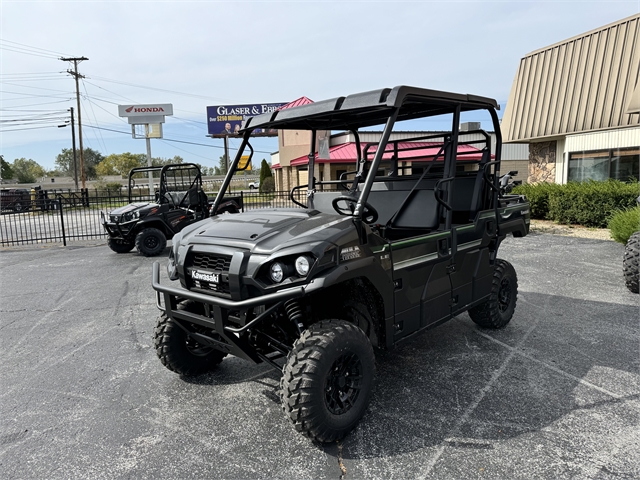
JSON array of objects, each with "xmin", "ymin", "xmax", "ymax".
[
  {"xmin": 118, "ymin": 104, "xmax": 173, "ymax": 117},
  {"xmin": 207, "ymin": 103, "xmax": 286, "ymax": 137}
]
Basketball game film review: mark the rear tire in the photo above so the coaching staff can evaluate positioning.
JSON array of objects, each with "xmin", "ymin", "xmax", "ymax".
[
  {"xmin": 107, "ymin": 237, "xmax": 135, "ymax": 253},
  {"xmin": 468, "ymin": 259, "xmax": 518, "ymax": 329},
  {"xmin": 154, "ymin": 301, "xmax": 227, "ymax": 376},
  {"xmin": 623, "ymin": 232, "xmax": 640, "ymax": 294},
  {"xmin": 280, "ymin": 319, "xmax": 375, "ymax": 443},
  {"xmin": 135, "ymin": 227, "xmax": 166, "ymax": 257}
]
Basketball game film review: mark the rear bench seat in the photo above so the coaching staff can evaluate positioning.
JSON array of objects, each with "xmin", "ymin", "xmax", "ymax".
[{"xmin": 313, "ymin": 175, "xmax": 478, "ymax": 235}]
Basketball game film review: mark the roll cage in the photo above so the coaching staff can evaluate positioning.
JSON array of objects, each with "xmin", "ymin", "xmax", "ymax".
[
  {"xmin": 128, "ymin": 163, "xmax": 205, "ymax": 206},
  {"xmin": 212, "ymin": 85, "xmax": 504, "ymax": 235}
]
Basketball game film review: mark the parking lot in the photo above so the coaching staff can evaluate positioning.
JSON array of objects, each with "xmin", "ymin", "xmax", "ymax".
[{"xmin": 1, "ymin": 232, "xmax": 638, "ymax": 479}]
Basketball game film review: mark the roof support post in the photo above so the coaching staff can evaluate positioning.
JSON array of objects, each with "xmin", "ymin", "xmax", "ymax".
[
  {"xmin": 307, "ymin": 129, "xmax": 317, "ymax": 209},
  {"xmin": 443, "ymin": 105, "xmax": 461, "ymax": 231},
  {"xmin": 354, "ymin": 108, "xmax": 399, "ymax": 218},
  {"xmin": 212, "ymin": 132, "xmax": 251, "ymax": 214}
]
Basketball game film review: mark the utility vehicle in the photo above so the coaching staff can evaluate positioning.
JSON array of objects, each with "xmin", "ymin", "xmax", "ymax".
[
  {"xmin": 101, "ymin": 163, "xmax": 240, "ymax": 256},
  {"xmin": 0, "ymin": 188, "xmax": 31, "ymax": 212},
  {"xmin": 151, "ymin": 86, "xmax": 530, "ymax": 442}
]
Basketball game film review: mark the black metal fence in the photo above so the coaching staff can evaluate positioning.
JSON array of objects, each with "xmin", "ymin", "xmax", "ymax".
[{"xmin": 0, "ymin": 188, "xmax": 308, "ymax": 247}]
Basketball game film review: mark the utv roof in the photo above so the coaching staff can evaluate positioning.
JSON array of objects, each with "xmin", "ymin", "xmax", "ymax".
[{"xmin": 243, "ymin": 86, "xmax": 499, "ymax": 132}]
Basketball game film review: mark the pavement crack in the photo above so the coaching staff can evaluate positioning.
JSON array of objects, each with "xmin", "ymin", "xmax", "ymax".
[{"xmin": 337, "ymin": 440, "xmax": 346, "ymax": 479}]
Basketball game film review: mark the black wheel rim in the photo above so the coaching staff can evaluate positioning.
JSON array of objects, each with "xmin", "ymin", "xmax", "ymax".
[
  {"xmin": 185, "ymin": 327, "xmax": 214, "ymax": 356},
  {"xmin": 324, "ymin": 352, "xmax": 363, "ymax": 415},
  {"xmin": 498, "ymin": 278, "xmax": 512, "ymax": 313},
  {"xmin": 145, "ymin": 235, "xmax": 159, "ymax": 249}
]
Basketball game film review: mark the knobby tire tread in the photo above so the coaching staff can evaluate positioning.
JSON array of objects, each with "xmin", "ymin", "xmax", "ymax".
[
  {"xmin": 468, "ymin": 259, "xmax": 517, "ymax": 329},
  {"xmin": 154, "ymin": 302, "xmax": 226, "ymax": 376},
  {"xmin": 280, "ymin": 319, "xmax": 374, "ymax": 443},
  {"xmin": 623, "ymin": 232, "xmax": 640, "ymax": 294}
]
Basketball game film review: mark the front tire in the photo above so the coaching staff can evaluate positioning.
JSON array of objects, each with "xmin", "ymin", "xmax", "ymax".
[
  {"xmin": 623, "ymin": 232, "xmax": 640, "ymax": 294},
  {"xmin": 154, "ymin": 301, "xmax": 227, "ymax": 376},
  {"xmin": 468, "ymin": 259, "xmax": 518, "ymax": 329},
  {"xmin": 107, "ymin": 237, "xmax": 135, "ymax": 253},
  {"xmin": 135, "ymin": 227, "xmax": 167, "ymax": 256},
  {"xmin": 280, "ymin": 319, "xmax": 375, "ymax": 443}
]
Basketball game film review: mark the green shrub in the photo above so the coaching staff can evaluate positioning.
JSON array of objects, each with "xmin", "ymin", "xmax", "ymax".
[
  {"xmin": 547, "ymin": 180, "xmax": 639, "ymax": 228},
  {"xmin": 512, "ymin": 182, "xmax": 562, "ymax": 219},
  {"xmin": 261, "ymin": 176, "xmax": 275, "ymax": 193},
  {"xmin": 608, "ymin": 207, "xmax": 640, "ymax": 244}
]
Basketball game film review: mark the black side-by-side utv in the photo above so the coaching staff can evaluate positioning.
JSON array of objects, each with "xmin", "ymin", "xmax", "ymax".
[
  {"xmin": 151, "ymin": 86, "xmax": 530, "ymax": 442},
  {"xmin": 102, "ymin": 163, "xmax": 240, "ymax": 256}
]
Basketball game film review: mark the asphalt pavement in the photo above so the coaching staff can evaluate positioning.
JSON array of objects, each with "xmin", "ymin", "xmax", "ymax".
[{"xmin": 0, "ymin": 232, "xmax": 638, "ymax": 479}]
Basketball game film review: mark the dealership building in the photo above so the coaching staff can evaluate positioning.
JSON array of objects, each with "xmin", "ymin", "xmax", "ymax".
[{"xmin": 501, "ymin": 13, "xmax": 640, "ymax": 184}]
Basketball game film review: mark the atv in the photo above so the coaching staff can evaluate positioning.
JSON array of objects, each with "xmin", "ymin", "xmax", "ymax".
[
  {"xmin": 151, "ymin": 86, "xmax": 530, "ymax": 442},
  {"xmin": 101, "ymin": 163, "xmax": 241, "ymax": 256}
]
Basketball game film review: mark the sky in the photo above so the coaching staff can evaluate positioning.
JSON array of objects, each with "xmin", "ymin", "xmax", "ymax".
[{"xmin": 1, "ymin": 0, "xmax": 639, "ymax": 173}]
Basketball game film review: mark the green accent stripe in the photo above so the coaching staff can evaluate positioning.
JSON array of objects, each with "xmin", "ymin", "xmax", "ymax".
[
  {"xmin": 391, "ymin": 231, "xmax": 450, "ymax": 249},
  {"xmin": 395, "ymin": 252, "xmax": 440, "ymax": 269}
]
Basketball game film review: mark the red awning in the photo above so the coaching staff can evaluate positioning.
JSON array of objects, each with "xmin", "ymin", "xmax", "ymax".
[
  {"xmin": 289, "ymin": 142, "xmax": 489, "ymax": 166},
  {"xmin": 278, "ymin": 96, "xmax": 314, "ymax": 110}
]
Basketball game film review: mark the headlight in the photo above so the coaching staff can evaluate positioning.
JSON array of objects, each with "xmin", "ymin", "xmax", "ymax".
[
  {"xmin": 295, "ymin": 256, "xmax": 310, "ymax": 276},
  {"xmin": 270, "ymin": 262, "xmax": 284, "ymax": 283},
  {"xmin": 123, "ymin": 210, "xmax": 140, "ymax": 222}
]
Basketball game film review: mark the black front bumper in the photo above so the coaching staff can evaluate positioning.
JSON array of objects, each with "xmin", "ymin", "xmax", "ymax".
[
  {"xmin": 101, "ymin": 212, "xmax": 135, "ymax": 240},
  {"xmin": 151, "ymin": 262, "xmax": 309, "ymax": 363}
]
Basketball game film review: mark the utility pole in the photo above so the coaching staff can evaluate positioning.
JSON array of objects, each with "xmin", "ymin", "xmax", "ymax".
[
  {"xmin": 69, "ymin": 107, "xmax": 78, "ymax": 189},
  {"xmin": 60, "ymin": 56, "xmax": 88, "ymax": 189}
]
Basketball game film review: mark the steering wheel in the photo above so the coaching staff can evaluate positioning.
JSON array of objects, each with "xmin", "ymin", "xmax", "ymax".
[{"xmin": 331, "ymin": 195, "xmax": 379, "ymax": 224}]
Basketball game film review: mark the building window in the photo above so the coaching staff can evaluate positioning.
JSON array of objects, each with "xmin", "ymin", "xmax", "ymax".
[{"xmin": 568, "ymin": 147, "xmax": 639, "ymax": 182}]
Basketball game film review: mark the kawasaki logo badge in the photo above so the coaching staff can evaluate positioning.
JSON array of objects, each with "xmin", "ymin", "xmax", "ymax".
[{"xmin": 191, "ymin": 269, "xmax": 219, "ymax": 283}]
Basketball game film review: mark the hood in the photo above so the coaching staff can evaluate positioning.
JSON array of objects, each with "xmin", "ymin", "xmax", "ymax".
[
  {"xmin": 109, "ymin": 202, "xmax": 153, "ymax": 216},
  {"xmin": 183, "ymin": 209, "xmax": 355, "ymax": 253}
]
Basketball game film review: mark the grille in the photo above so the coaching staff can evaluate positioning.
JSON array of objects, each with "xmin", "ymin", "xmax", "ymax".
[
  {"xmin": 192, "ymin": 253, "xmax": 232, "ymax": 271},
  {"xmin": 188, "ymin": 252, "xmax": 233, "ymax": 296}
]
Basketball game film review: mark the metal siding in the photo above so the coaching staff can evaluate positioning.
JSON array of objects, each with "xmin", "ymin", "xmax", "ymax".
[
  {"xmin": 548, "ymin": 44, "xmax": 566, "ymax": 136},
  {"xmin": 623, "ymin": 20, "xmax": 640, "ymax": 125},
  {"xmin": 503, "ymin": 14, "xmax": 640, "ymax": 142},
  {"xmin": 565, "ymin": 126, "xmax": 640, "ymax": 152}
]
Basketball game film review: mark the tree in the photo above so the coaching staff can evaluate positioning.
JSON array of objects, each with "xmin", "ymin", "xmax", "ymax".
[
  {"xmin": 217, "ymin": 155, "xmax": 227, "ymax": 176},
  {"xmin": 12, "ymin": 158, "xmax": 46, "ymax": 183},
  {"xmin": 194, "ymin": 163, "xmax": 215, "ymax": 176},
  {"xmin": 55, "ymin": 147, "xmax": 104, "ymax": 180},
  {"xmin": 152, "ymin": 155, "xmax": 183, "ymax": 167},
  {"xmin": 1, "ymin": 155, "xmax": 14, "ymax": 181},
  {"xmin": 259, "ymin": 159, "xmax": 272, "ymax": 193},
  {"xmin": 96, "ymin": 153, "xmax": 146, "ymax": 176}
]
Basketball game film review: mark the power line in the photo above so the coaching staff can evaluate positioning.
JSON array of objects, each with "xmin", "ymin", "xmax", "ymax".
[
  {"xmin": 82, "ymin": 79, "xmax": 138, "ymax": 104},
  {"xmin": 0, "ymin": 99, "xmax": 74, "ymax": 109},
  {"xmin": 0, "ymin": 71, "xmax": 64, "ymax": 76},
  {"xmin": 82, "ymin": 125, "xmax": 272, "ymax": 154},
  {"xmin": 0, "ymin": 82, "xmax": 74, "ymax": 94},
  {"xmin": 0, "ymin": 45, "xmax": 60, "ymax": 60},
  {"xmin": 86, "ymin": 74, "xmax": 230, "ymax": 101},
  {"xmin": 81, "ymin": 79, "xmax": 108, "ymax": 154},
  {"xmin": 0, "ymin": 39, "xmax": 73, "ymax": 57},
  {"xmin": 0, "ymin": 125, "xmax": 68, "ymax": 132}
]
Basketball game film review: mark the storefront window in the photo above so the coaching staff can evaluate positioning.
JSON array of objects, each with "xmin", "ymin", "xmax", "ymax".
[
  {"xmin": 568, "ymin": 148, "xmax": 640, "ymax": 182},
  {"xmin": 610, "ymin": 148, "xmax": 640, "ymax": 181}
]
